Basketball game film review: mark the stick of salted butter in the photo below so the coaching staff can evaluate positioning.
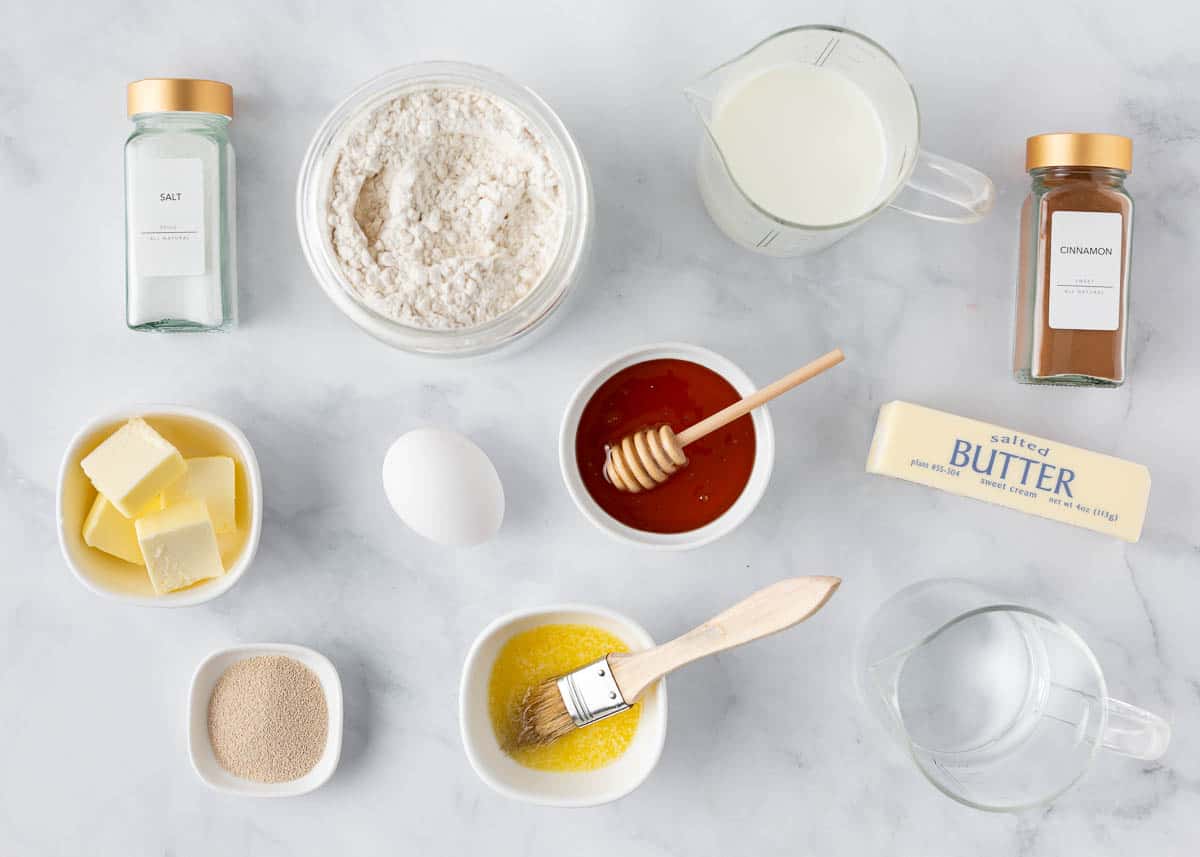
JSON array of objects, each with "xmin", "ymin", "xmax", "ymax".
[
  {"xmin": 866, "ymin": 401, "xmax": 1150, "ymax": 542},
  {"xmin": 80, "ymin": 418, "xmax": 186, "ymax": 518},
  {"xmin": 135, "ymin": 499, "xmax": 225, "ymax": 594}
]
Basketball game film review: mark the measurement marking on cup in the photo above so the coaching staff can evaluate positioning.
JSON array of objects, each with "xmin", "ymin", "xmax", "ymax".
[
  {"xmin": 815, "ymin": 37, "xmax": 840, "ymax": 67},
  {"xmin": 815, "ymin": 37, "xmax": 835, "ymax": 66},
  {"xmin": 756, "ymin": 230, "xmax": 779, "ymax": 248}
]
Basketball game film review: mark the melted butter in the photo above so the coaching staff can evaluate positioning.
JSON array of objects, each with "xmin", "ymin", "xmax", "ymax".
[{"xmin": 488, "ymin": 623, "xmax": 640, "ymax": 771}]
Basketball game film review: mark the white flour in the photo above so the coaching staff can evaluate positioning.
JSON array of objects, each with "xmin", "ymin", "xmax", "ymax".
[{"xmin": 327, "ymin": 87, "xmax": 565, "ymax": 329}]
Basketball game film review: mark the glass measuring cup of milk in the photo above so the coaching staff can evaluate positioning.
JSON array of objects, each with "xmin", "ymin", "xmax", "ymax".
[
  {"xmin": 686, "ymin": 26, "xmax": 995, "ymax": 256},
  {"xmin": 855, "ymin": 579, "xmax": 1170, "ymax": 812}
]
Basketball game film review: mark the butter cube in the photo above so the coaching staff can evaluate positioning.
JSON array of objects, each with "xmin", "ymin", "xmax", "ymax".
[
  {"xmin": 82, "ymin": 494, "xmax": 143, "ymax": 565},
  {"xmin": 135, "ymin": 499, "xmax": 225, "ymax": 594},
  {"xmin": 80, "ymin": 418, "xmax": 186, "ymax": 518},
  {"xmin": 163, "ymin": 456, "xmax": 237, "ymax": 534}
]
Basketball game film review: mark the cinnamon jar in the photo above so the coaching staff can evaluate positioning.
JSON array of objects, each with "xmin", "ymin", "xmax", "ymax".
[{"xmin": 1013, "ymin": 133, "xmax": 1133, "ymax": 387}]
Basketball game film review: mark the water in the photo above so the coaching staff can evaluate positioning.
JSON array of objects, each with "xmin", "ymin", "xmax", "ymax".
[{"xmin": 895, "ymin": 610, "xmax": 1041, "ymax": 757}]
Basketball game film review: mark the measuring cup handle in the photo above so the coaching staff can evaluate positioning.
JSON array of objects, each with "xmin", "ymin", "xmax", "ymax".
[
  {"xmin": 1101, "ymin": 697, "xmax": 1171, "ymax": 760},
  {"xmin": 889, "ymin": 149, "xmax": 995, "ymax": 224}
]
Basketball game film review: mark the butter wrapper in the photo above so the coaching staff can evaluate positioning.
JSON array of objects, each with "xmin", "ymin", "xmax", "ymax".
[{"xmin": 866, "ymin": 401, "xmax": 1149, "ymax": 542}]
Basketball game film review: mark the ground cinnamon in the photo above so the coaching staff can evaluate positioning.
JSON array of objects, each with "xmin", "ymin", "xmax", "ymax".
[{"xmin": 1013, "ymin": 133, "xmax": 1133, "ymax": 387}]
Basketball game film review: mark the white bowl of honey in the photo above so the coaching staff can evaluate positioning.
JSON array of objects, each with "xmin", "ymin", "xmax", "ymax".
[
  {"xmin": 458, "ymin": 604, "xmax": 668, "ymax": 806},
  {"xmin": 559, "ymin": 342, "xmax": 775, "ymax": 550}
]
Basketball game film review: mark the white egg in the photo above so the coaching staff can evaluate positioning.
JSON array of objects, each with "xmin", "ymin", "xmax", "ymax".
[{"xmin": 382, "ymin": 428, "xmax": 505, "ymax": 547}]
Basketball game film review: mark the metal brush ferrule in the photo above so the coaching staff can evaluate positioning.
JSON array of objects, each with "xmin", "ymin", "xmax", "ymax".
[{"xmin": 557, "ymin": 656, "xmax": 628, "ymax": 727}]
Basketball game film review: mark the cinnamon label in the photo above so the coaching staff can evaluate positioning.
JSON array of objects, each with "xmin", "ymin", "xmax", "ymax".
[{"xmin": 1048, "ymin": 210, "xmax": 1122, "ymax": 331}]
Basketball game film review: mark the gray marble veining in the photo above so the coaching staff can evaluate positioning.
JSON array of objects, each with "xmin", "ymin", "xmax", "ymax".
[{"xmin": 5, "ymin": 0, "xmax": 1199, "ymax": 854}]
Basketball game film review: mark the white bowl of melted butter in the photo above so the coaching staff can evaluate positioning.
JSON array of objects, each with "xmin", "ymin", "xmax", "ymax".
[
  {"xmin": 56, "ymin": 405, "xmax": 262, "ymax": 607},
  {"xmin": 459, "ymin": 603, "xmax": 669, "ymax": 807}
]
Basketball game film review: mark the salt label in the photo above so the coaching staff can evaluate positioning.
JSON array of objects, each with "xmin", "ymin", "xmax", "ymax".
[{"xmin": 131, "ymin": 157, "xmax": 205, "ymax": 277}]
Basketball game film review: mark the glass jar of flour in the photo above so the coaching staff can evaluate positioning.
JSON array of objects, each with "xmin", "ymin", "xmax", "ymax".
[{"xmin": 125, "ymin": 79, "xmax": 236, "ymax": 331}]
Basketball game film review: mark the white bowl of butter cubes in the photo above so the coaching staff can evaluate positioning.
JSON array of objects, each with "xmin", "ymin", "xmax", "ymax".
[{"xmin": 57, "ymin": 405, "xmax": 262, "ymax": 607}]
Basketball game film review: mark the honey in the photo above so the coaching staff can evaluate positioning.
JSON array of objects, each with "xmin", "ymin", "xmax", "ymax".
[
  {"xmin": 575, "ymin": 358, "xmax": 756, "ymax": 533},
  {"xmin": 488, "ymin": 624, "xmax": 640, "ymax": 771}
]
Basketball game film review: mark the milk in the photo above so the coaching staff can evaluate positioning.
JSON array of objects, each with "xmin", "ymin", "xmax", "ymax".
[{"xmin": 711, "ymin": 62, "xmax": 887, "ymax": 226}]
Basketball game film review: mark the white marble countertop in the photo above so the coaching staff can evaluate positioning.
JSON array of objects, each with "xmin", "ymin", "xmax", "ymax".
[{"xmin": 5, "ymin": 0, "xmax": 1199, "ymax": 853}]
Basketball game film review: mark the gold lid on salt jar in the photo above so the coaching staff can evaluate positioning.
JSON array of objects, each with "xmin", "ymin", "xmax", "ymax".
[
  {"xmin": 127, "ymin": 78, "xmax": 234, "ymax": 119},
  {"xmin": 1025, "ymin": 132, "xmax": 1132, "ymax": 172}
]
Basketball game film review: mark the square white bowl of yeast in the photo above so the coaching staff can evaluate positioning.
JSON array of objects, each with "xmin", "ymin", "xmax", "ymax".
[{"xmin": 188, "ymin": 643, "xmax": 343, "ymax": 797}]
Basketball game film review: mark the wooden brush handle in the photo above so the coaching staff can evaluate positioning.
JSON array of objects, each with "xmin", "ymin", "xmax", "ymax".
[
  {"xmin": 676, "ymin": 348, "xmax": 845, "ymax": 447},
  {"xmin": 608, "ymin": 576, "xmax": 841, "ymax": 703}
]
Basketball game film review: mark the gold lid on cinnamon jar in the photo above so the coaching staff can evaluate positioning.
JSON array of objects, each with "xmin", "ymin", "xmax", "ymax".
[
  {"xmin": 127, "ymin": 78, "xmax": 233, "ymax": 118},
  {"xmin": 1026, "ymin": 133, "xmax": 1131, "ymax": 172}
]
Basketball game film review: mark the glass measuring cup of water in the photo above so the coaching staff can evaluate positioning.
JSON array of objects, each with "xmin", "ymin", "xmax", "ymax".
[
  {"xmin": 855, "ymin": 579, "xmax": 1170, "ymax": 812},
  {"xmin": 686, "ymin": 26, "xmax": 995, "ymax": 256}
]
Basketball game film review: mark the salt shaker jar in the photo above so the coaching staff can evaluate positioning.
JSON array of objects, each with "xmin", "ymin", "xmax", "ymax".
[
  {"xmin": 1012, "ymin": 133, "xmax": 1133, "ymax": 387},
  {"xmin": 125, "ymin": 79, "xmax": 237, "ymax": 331}
]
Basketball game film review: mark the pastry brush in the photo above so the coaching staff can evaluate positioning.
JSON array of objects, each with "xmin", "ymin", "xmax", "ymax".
[{"xmin": 514, "ymin": 576, "xmax": 841, "ymax": 747}]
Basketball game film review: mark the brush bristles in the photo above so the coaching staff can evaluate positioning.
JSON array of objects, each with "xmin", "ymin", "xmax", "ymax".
[{"xmin": 513, "ymin": 677, "xmax": 577, "ymax": 747}]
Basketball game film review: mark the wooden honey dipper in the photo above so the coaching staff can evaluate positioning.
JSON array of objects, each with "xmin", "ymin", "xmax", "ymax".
[{"xmin": 604, "ymin": 348, "xmax": 845, "ymax": 493}]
